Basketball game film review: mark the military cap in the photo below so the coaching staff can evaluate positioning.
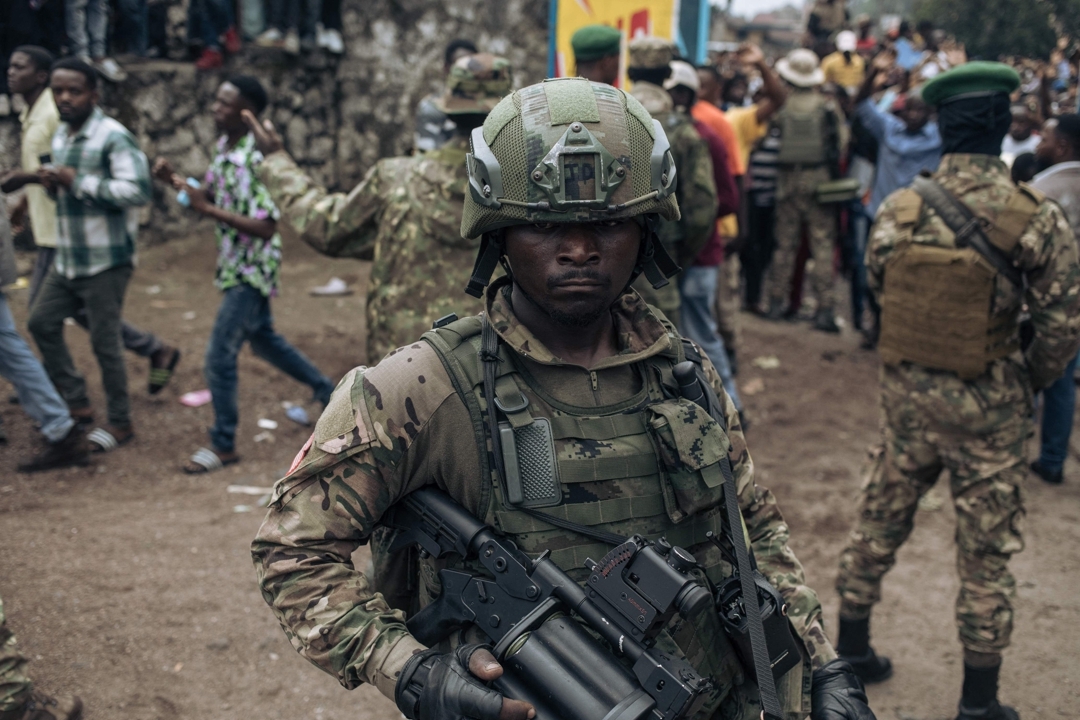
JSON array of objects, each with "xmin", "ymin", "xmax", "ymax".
[
  {"xmin": 628, "ymin": 36, "xmax": 676, "ymax": 70},
  {"xmin": 436, "ymin": 52, "xmax": 513, "ymax": 115},
  {"xmin": 572, "ymin": 24, "xmax": 622, "ymax": 62},
  {"xmin": 921, "ymin": 61, "xmax": 1020, "ymax": 107}
]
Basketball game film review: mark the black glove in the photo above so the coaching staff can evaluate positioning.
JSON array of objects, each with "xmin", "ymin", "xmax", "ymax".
[
  {"xmin": 395, "ymin": 644, "xmax": 507, "ymax": 720},
  {"xmin": 810, "ymin": 659, "xmax": 878, "ymax": 720}
]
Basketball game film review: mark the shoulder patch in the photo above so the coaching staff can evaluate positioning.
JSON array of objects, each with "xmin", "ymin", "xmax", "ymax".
[{"xmin": 314, "ymin": 366, "xmax": 368, "ymax": 454}]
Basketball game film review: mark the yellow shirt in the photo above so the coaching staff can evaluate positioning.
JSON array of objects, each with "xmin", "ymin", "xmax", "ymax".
[
  {"xmin": 718, "ymin": 105, "xmax": 769, "ymax": 237},
  {"xmin": 19, "ymin": 88, "xmax": 60, "ymax": 248},
  {"xmin": 820, "ymin": 52, "xmax": 866, "ymax": 90}
]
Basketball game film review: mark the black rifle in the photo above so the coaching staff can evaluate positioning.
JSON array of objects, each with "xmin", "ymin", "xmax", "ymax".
[{"xmin": 384, "ymin": 488, "xmax": 715, "ymax": 720}]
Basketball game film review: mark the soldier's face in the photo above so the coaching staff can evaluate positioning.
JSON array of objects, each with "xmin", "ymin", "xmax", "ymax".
[{"xmin": 503, "ymin": 220, "xmax": 642, "ymax": 327}]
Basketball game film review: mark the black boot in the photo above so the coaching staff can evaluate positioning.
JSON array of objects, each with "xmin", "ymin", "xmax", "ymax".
[
  {"xmin": 956, "ymin": 662, "xmax": 1019, "ymax": 720},
  {"xmin": 17, "ymin": 425, "xmax": 91, "ymax": 473},
  {"xmin": 813, "ymin": 308, "xmax": 841, "ymax": 333},
  {"xmin": 836, "ymin": 616, "xmax": 893, "ymax": 683}
]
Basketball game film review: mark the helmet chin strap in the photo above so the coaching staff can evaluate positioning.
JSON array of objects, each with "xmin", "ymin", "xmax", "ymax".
[
  {"xmin": 464, "ymin": 231, "xmax": 505, "ymax": 298},
  {"xmin": 629, "ymin": 215, "xmax": 681, "ymax": 291}
]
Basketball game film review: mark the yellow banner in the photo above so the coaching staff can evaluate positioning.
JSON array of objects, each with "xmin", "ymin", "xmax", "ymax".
[{"xmin": 553, "ymin": 0, "xmax": 682, "ymax": 88}]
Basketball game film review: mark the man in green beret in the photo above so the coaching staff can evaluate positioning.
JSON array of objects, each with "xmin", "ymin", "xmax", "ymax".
[
  {"xmin": 835, "ymin": 61, "xmax": 1080, "ymax": 720},
  {"xmin": 571, "ymin": 24, "xmax": 621, "ymax": 86}
]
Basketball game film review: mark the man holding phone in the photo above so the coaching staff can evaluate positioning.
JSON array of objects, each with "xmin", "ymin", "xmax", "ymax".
[{"xmin": 2, "ymin": 46, "xmax": 181, "ymax": 400}]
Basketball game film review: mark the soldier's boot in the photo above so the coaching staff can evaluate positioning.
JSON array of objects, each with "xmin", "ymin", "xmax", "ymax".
[
  {"xmin": 956, "ymin": 658, "xmax": 1018, "ymax": 720},
  {"xmin": 813, "ymin": 308, "xmax": 841, "ymax": 334},
  {"xmin": 0, "ymin": 692, "xmax": 83, "ymax": 720},
  {"xmin": 17, "ymin": 425, "xmax": 91, "ymax": 474},
  {"xmin": 836, "ymin": 615, "xmax": 893, "ymax": 683}
]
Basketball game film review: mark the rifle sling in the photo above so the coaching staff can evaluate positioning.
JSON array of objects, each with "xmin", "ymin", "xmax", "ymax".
[{"xmin": 911, "ymin": 176, "xmax": 1023, "ymax": 288}]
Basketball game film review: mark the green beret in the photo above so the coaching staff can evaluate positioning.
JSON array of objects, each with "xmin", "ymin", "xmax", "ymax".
[
  {"xmin": 572, "ymin": 24, "xmax": 622, "ymax": 63},
  {"xmin": 922, "ymin": 61, "xmax": 1021, "ymax": 107}
]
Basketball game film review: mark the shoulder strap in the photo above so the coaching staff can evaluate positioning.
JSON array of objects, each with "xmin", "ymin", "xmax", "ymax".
[
  {"xmin": 911, "ymin": 176, "xmax": 1023, "ymax": 288},
  {"xmin": 986, "ymin": 183, "xmax": 1043, "ymax": 254}
]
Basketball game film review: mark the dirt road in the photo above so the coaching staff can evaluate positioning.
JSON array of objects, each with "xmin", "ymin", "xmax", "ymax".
[{"xmin": 1, "ymin": 234, "xmax": 1077, "ymax": 720}]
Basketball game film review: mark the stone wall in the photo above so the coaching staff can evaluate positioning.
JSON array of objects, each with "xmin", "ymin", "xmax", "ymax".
[{"xmin": 1, "ymin": 0, "xmax": 549, "ymax": 241}]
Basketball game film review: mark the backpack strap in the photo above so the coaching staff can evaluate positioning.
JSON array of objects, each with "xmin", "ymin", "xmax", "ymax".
[{"xmin": 986, "ymin": 182, "xmax": 1044, "ymax": 254}]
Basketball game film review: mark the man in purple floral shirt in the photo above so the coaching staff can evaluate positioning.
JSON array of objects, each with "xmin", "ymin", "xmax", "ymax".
[{"xmin": 153, "ymin": 76, "xmax": 333, "ymax": 473}]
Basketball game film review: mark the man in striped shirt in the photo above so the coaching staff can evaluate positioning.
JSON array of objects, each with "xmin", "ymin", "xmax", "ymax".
[{"xmin": 28, "ymin": 57, "xmax": 151, "ymax": 453}]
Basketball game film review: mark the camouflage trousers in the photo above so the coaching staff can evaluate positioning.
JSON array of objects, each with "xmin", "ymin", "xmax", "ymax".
[
  {"xmin": 764, "ymin": 167, "xmax": 837, "ymax": 313},
  {"xmin": 836, "ymin": 363, "xmax": 1030, "ymax": 654},
  {"xmin": 0, "ymin": 595, "xmax": 32, "ymax": 713}
]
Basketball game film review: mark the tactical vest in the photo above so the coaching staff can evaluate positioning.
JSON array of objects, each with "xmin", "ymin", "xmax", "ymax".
[
  {"xmin": 413, "ymin": 314, "xmax": 810, "ymax": 719},
  {"xmin": 774, "ymin": 96, "xmax": 830, "ymax": 167},
  {"xmin": 877, "ymin": 184, "xmax": 1043, "ymax": 379}
]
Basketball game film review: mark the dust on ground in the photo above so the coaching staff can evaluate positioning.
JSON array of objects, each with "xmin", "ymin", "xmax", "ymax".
[{"xmin": 1, "ymin": 234, "xmax": 1077, "ymax": 720}]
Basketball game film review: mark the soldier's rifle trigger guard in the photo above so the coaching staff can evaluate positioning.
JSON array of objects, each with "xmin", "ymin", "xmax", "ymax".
[{"xmin": 467, "ymin": 126, "xmax": 505, "ymax": 210}]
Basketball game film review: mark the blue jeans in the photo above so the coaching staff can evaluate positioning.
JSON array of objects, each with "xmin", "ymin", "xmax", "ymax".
[
  {"xmin": 188, "ymin": 0, "xmax": 234, "ymax": 49},
  {"xmin": 678, "ymin": 266, "xmax": 742, "ymax": 411},
  {"xmin": 117, "ymin": 0, "xmax": 149, "ymax": 54},
  {"xmin": 0, "ymin": 293, "xmax": 74, "ymax": 442},
  {"xmin": 266, "ymin": 0, "xmax": 321, "ymax": 36},
  {"xmin": 205, "ymin": 284, "xmax": 334, "ymax": 453},
  {"xmin": 1037, "ymin": 348, "xmax": 1080, "ymax": 474},
  {"xmin": 66, "ymin": 0, "xmax": 108, "ymax": 58}
]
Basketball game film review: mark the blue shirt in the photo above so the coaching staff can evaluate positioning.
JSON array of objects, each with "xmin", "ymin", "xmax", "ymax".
[
  {"xmin": 857, "ymin": 99, "xmax": 942, "ymax": 217},
  {"xmin": 894, "ymin": 37, "xmax": 923, "ymax": 70}
]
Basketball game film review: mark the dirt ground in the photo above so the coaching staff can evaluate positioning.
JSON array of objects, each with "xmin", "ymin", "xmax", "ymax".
[{"xmin": 1, "ymin": 233, "xmax": 1077, "ymax": 720}]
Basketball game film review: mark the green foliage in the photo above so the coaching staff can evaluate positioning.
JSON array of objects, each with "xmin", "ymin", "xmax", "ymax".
[{"xmin": 916, "ymin": 0, "xmax": 1057, "ymax": 59}]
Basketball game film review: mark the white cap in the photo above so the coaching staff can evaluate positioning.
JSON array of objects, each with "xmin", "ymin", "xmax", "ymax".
[
  {"xmin": 836, "ymin": 30, "xmax": 857, "ymax": 53},
  {"xmin": 663, "ymin": 60, "xmax": 701, "ymax": 92}
]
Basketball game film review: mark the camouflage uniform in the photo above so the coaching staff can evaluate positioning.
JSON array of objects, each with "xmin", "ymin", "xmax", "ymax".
[
  {"xmin": 0, "ymin": 595, "xmax": 31, "ymax": 714},
  {"xmin": 259, "ymin": 141, "xmax": 480, "ymax": 364},
  {"xmin": 628, "ymin": 38, "xmax": 718, "ymax": 327},
  {"xmin": 253, "ymin": 77, "xmax": 837, "ymax": 720},
  {"xmin": 257, "ymin": 54, "xmax": 512, "ymax": 365},
  {"xmin": 835, "ymin": 154, "xmax": 1080, "ymax": 655},
  {"xmin": 763, "ymin": 88, "xmax": 843, "ymax": 318}
]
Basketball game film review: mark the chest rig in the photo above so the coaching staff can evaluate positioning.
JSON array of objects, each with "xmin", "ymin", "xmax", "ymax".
[{"xmin": 419, "ymin": 313, "xmax": 812, "ymax": 719}]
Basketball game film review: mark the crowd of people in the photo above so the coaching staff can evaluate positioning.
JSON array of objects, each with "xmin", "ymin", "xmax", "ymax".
[
  {"xmin": 2, "ymin": 11, "xmax": 1080, "ymax": 720},
  {"xmin": 0, "ymin": 0, "xmax": 344, "ymax": 105}
]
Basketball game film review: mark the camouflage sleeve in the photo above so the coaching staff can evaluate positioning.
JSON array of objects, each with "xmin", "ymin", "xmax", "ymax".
[
  {"xmin": 673, "ymin": 125, "xmax": 719, "ymax": 264},
  {"xmin": 698, "ymin": 348, "xmax": 838, "ymax": 669},
  {"xmin": 257, "ymin": 150, "xmax": 389, "ymax": 260},
  {"xmin": 251, "ymin": 347, "xmax": 464, "ymax": 700},
  {"xmin": 864, "ymin": 192, "xmax": 906, "ymax": 301},
  {"xmin": 1017, "ymin": 201, "xmax": 1080, "ymax": 389}
]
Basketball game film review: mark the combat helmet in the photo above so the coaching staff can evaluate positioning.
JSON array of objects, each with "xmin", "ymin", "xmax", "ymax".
[
  {"xmin": 462, "ymin": 77, "xmax": 682, "ymax": 297},
  {"xmin": 435, "ymin": 52, "xmax": 514, "ymax": 115}
]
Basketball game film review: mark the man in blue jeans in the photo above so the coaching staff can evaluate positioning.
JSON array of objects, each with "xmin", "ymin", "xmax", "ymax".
[
  {"xmin": 153, "ymin": 76, "xmax": 333, "ymax": 474},
  {"xmin": 1030, "ymin": 113, "xmax": 1080, "ymax": 484},
  {"xmin": 1, "ymin": 193, "xmax": 89, "ymax": 472}
]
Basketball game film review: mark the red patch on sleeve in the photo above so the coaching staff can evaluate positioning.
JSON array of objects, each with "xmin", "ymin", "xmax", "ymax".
[{"xmin": 288, "ymin": 433, "xmax": 315, "ymax": 475}]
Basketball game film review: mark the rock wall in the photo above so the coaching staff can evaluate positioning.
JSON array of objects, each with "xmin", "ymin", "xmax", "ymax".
[{"xmin": 1, "ymin": 0, "xmax": 549, "ymax": 241}]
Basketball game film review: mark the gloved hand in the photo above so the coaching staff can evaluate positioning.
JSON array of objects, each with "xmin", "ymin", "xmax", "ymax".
[
  {"xmin": 810, "ymin": 659, "xmax": 878, "ymax": 720},
  {"xmin": 395, "ymin": 643, "xmax": 535, "ymax": 720}
]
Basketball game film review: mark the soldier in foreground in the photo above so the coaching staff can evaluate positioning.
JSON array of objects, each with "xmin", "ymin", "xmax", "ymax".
[
  {"xmin": 625, "ymin": 36, "xmax": 718, "ymax": 328},
  {"xmin": 252, "ymin": 77, "xmax": 874, "ymax": 720},
  {"xmin": 835, "ymin": 63, "xmax": 1080, "ymax": 720},
  {"xmin": 0, "ymin": 594, "xmax": 82, "ymax": 720},
  {"xmin": 244, "ymin": 53, "xmax": 511, "ymax": 365}
]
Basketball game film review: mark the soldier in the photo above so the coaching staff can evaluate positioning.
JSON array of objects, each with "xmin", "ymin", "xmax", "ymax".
[
  {"xmin": 243, "ymin": 53, "xmax": 511, "ymax": 365},
  {"xmin": 415, "ymin": 39, "xmax": 479, "ymax": 153},
  {"xmin": 835, "ymin": 63, "xmax": 1080, "ymax": 720},
  {"xmin": 0, "ymin": 593, "xmax": 82, "ymax": 720},
  {"xmin": 762, "ymin": 49, "xmax": 845, "ymax": 332},
  {"xmin": 626, "ymin": 36, "xmax": 718, "ymax": 328},
  {"xmin": 252, "ymin": 77, "xmax": 875, "ymax": 720},
  {"xmin": 570, "ymin": 24, "xmax": 621, "ymax": 86}
]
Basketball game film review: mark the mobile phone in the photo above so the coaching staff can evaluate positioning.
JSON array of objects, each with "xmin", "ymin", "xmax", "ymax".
[{"xmin": 39, "ymin": 153, "xmax": 53, "ymax": 169}]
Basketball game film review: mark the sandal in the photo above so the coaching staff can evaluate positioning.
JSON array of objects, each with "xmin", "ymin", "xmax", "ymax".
[
  {"xmin": 87, "ymin": 426, "xmax": 134, "ymax": 453},
  {"xmin": 183, "ymin": 447, "xmax": 240, "ymax": 474},
  {"xmin": 148, "ymin": 347, "xmax": 181, "ymax": 395}
]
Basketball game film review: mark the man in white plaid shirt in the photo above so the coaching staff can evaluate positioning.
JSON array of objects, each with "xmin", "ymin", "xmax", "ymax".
[{"xmin": 28, "ymin": 57, "xmax": 151, "ymax": 454}]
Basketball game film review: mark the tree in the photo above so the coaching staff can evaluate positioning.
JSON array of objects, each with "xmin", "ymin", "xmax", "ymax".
[{"xmin": 916, "ymin": 0, "xmax": 1057, "ymax": 59}]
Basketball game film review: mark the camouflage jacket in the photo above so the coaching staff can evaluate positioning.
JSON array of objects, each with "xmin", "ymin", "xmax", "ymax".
[
  {"xmin": 629, "ymin": 82, "xmax": 718, "ymax": 265},
  {"xmin": 252, "ymin": 282, "xmax": 836, "ymax": 708},
  {"xmin": 414, "ymin": 94, "xmax": 457, "ymax": 153},
  {"xmin": 258, "ymin": 136, "xmax": 483, "ymax": 364},
  {"xmin": 869, "ymin": 153, "xmax": 1080, "ymax": 392}
]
